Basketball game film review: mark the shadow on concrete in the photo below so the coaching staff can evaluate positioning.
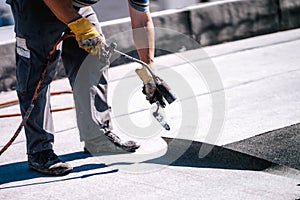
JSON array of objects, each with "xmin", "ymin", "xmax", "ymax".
[
  {"xmin": 142, "ymin": 138, "xmax": 277, "ymax": 170},
  {"xmin": 0, "ymin": 138, "xmax": 277, "ymax": 188},
  {"xmin": 0, "ymin": 151, "xmax": 117, "ymax": 188},
  {"xmin": 105, "ymin": 138, "xmax": 277, "ymax": 170}
]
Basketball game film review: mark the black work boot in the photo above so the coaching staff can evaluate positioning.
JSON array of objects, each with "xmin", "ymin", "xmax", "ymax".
[
  {"xmin": 104, "ymin": 131, "xmax": 140, "ymax": 152},
  {"xmin": 84, "ymin": 131, "xmax": 140, "ymax": 155},
  {"xmin": 28, "ymin": 150, "xmax": 73, "ymax": 176}
]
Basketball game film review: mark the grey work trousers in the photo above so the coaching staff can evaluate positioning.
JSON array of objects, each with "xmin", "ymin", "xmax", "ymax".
[{"xmin": 7, "ymin": 0, "xmax": 112, "ymax": 154}]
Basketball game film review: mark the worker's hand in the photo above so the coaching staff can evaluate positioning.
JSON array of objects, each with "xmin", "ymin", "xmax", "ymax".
[
  {"xmin": 135, "ymin": 64, "xmax": 166, "ymax": 107},
  {"xmin": 143, "ymin": 80, "xmax": 156, "ymax": 101},
  {"xmin": 142, "ymin": 80, "xmax": 166, "ymax": 107},
  {"xmin": 68, "ymin": 17, "xmax": 104, "ymax": 55}
]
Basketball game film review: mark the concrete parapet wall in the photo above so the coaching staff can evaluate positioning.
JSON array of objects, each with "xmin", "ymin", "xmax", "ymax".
[
  {"xmin": 279, "ymin": 0, "xmax": 300, "ymax": 30},
  {"xmin": 0, "ymin": 42, "xmax": 15, "ymax": 91},
  {"xmin": 1, "ymin": 0, "xmax": 300, "ymax": 91},
  {"xmin": 190, "ymin": 0, "xmax": 280, "ymax": 46}
]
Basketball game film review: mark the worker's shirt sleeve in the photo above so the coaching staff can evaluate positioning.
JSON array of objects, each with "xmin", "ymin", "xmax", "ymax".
[{"xmin": 128, "ymin": 0, "xmax": 150, "ymax": 12}]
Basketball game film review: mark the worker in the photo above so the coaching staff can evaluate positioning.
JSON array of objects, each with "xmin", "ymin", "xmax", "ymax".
[{"xmin": 6, "ymin": 0, "xmax": 158, "ymax": 176}]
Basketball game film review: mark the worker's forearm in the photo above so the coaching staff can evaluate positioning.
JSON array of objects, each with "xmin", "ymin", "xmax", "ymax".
[
  {"xmin": 43, "ymin": 0, "xmax": 81, "ymax": 24},
  {"xmin": 134, "ymin": 19, "xmax": 155, "ymax": 65},
  {"xmin": 130, "ymin": 11, "xmax": 155, "ymax": 64}
]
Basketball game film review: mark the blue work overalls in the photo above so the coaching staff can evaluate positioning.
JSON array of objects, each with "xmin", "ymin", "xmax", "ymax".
[{"xmin": 6, "ymin": 0, "xmax": 111, "ymax": 154}]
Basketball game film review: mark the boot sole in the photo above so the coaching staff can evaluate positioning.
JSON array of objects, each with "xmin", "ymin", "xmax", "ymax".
[{"xmin": 29, "ymin": 164, "xmax": 73, "ymax": 176}]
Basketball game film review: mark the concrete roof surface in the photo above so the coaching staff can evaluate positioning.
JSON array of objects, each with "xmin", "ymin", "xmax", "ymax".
[{"xmin": 0, "ymin": 29, "xmax": 300, "ymax": 199}]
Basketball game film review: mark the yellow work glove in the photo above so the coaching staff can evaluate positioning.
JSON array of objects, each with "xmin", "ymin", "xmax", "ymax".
[{"xmin": 68, "ymin": 17, "xmax": 103, "ymax": 55}]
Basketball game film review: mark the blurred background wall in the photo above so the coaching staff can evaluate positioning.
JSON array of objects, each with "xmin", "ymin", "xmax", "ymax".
[
  {"xmin": 93, "ymin": 0, "xmax": 212, "ymax": 22},
  {"xmin": 0, "ymin": 1, "xmax": 13, "ymax": 26},
  {"xmin": 0, "ymin": 0, "xmax": 219, "ymax": 25}
]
